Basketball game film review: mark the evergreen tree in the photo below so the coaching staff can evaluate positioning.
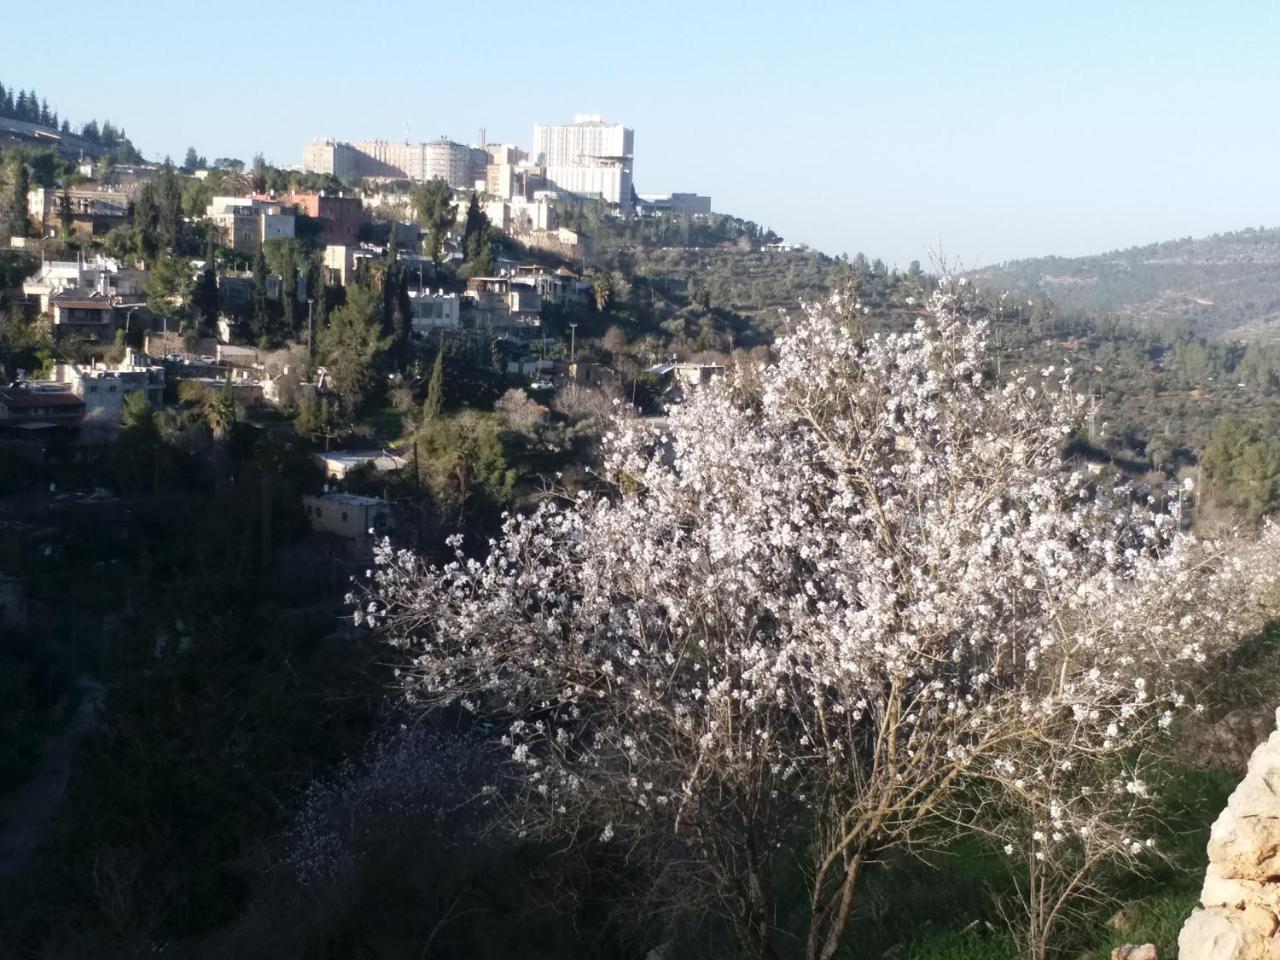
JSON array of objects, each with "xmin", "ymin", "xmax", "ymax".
[
  {"xmin": 192, "ymin": 265, "xmax": 219, "ymax": 335},
  {"xmin": 461, "ymin": 192, "xmax": 492, "ymax": 269},
  {"xmin": 316, "ymin": 280, "xmax": 391, "ymax": 415},
  {"xmin": 182, "ymin": 147, "xmax": 200, "ymax": 174},
  {"xmin": 423, "ymin": 344, "xmax": 445, "ymax": 422},
  {"xmin": 250, "ymin": 248, "xmax": 273, "ymax": 345},
  {"xmin": 6, "ymin": 156, "xmax": 29, "ymax": 238},
  {"xmin": 410, "ymin": 178, "xmax": 456, "ymax": 262}
]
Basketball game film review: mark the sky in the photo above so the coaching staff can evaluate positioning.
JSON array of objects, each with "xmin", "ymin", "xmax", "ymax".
[{"xmin": 4, "ymin": 0, "xmax": 1279, "ymax": 268}]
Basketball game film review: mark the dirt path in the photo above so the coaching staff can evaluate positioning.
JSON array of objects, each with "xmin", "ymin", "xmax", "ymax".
[{"xmin": 0, "ymin": 678, "xmax": 104, "ymax": 881}]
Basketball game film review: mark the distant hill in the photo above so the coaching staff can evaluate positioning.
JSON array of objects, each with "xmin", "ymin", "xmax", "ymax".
[{"xmin": 967, "ymin": 227, "xmax": 1280, "ymax": 342}]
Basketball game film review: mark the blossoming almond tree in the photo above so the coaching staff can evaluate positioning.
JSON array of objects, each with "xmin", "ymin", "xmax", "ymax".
[{"xmin": 362, "ymin": 284, "xmax": 1278, "ymax": 960}]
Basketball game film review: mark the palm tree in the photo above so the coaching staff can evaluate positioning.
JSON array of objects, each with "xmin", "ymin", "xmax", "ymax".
[{"xmin": 204, "ymin": 380, "xmax": 238, "ymax": 440}]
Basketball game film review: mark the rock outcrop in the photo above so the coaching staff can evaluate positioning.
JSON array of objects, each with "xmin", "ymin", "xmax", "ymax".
[{"xmin": 1179, "ymin": 708, "xmax": 1280, "ymax": 960}]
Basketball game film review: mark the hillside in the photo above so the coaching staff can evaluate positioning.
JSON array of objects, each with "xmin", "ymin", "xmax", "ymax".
[{"xmin": 967, "ymin": 226, "xmax": 1280, "ymax": 342}]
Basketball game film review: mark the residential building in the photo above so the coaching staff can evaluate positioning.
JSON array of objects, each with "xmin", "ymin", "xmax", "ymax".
[
  {"xmin": 320, "ymin": 243, "xmax": 390, "ymax": 287},
  {"xmin": 205, "ymin": 196, "xmax": 295, "ymax": 252},
  {"xmin": 314, "ymin": 450, "xmax": 409, "ymax": 480},
  {"xmin": 408, "ymin": 289, "xmax": 460, "ymax": 334},
  {"xmin": 533, "ymin": 114, "xmax": 634, "ymax": 209},
  {"xmin": 217, "ymin": 270, "xmax": 283, "ymax": 309},
  {"xmin": 464, "ymin": 276, "xmax": 542, "ymax": 334},
  {"xmin": 303, "ymin": 492, "xmax": 392, "ymax": 557},
  {"xmin": 483, "ymin": 144, "xmax": 531, "ymax": 199},
  {"xmin": 520, "ymin": 227, "xmax": 591, "ymax": 264},
  {"xmin": 49, "ymin": 290, "xmax": 118, "ymax": 341},
  {"xmin": 305, "ymin": 138, "xmax": 486, "ymax": 189},
  {"xmin": 281, "ymin": 191, "xmax": 363, "ymax": 246},
  {"xmin": 22, "ymin": 256, "xmax": 145, "ymax": 313},
  {"xmin": 27, "ymin": 187, "xmax": 130, "ymax": 236},
  {"xmin": 302, "ymin": 139, "xmax": 362, "ymax": 181},
  {"xmin": 566, "ymin": 360, "xmax": 620, "ymax": 386},
  {"xmin": 322, "ymin": 244, "xmax": 357, "ymax": 287},
  {"xmin": 508, "ymin": 195, "xmax": 557, "ymax": 232},
  {"xmin": 0, "ymin": 383, "xmax": 85, "ymax": 427},
  {"xmin": 647, "ymin": 362, "xmax": 726, "ymax": 402},
  {"xmin": 637, "ymin": 192, "xmax": 712, "ymax": 216},
  {"xmin": 52, "ymin": 350, "xmax": 165, "ymax": 427}
]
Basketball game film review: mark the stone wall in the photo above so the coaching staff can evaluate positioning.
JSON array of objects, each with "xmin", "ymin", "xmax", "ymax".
[{"xmin": 1179, "ymin": 708, "xmax": 1280, "ymax": 960}]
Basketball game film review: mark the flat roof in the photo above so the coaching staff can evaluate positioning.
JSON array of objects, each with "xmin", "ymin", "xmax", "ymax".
[
  {"xmin": 0, "ymin": 390, "xmax": 86, "ymax": 408},
  {"xmin": 318, "ymin": 449, "xmax": 404, "ymax": 464},
  {"xmin": 307, "ymin": 492, "xmax": 388, "ymax": 507}
]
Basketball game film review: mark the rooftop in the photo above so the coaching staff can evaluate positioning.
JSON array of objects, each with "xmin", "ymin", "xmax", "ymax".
[
  {"xmin": 310, "ymin": 492, "xmax": 388, "ymax": 507},
  {"xmin": 0, "ymin": 388, "xmax": 86, "ymax": 409}
]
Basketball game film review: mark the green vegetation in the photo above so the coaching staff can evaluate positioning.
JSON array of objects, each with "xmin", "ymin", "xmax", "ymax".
[
  {"xmin": 0, "ymin": 79, "xmax": 142, "ymax": 162},
  {"xmin": 1, "ymin": 79, "xmax": 1278, "ymax": 958},
  {"xmin": 410, "ymin": 177, "xmax": 457, "ymax": 262},
  {"xmin": 968, "ymin": 225, "xmax": 1280, "ymax": 341}
]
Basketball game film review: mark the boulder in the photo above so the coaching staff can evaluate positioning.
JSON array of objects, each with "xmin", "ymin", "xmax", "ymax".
[
  {"xmin": 1179, "ymin": 708, "xmax": 1280, "ymax": 960},
  {"xmin": 1111, "ymin": 944, "xmax": 1158, "ymax": 960}
]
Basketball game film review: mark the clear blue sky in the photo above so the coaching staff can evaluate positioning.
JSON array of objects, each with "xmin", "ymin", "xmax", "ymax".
[{"xmin": 4, "ymin": 0, "xmax": 1278, "ymax": 267}]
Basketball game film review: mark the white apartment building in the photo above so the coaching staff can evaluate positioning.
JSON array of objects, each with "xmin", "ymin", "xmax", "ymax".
[{"xmin": 533, "ymin": 114, "xmax": 634, "ymax": 209}]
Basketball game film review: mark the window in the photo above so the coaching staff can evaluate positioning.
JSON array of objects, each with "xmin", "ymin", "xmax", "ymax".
[{"xmin": 88, "ymin": 385, "xmax": 98, "ymax": 394}]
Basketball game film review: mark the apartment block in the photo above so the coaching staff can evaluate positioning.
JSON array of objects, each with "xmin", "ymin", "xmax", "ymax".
[{"xmin": 533, "ymin": 114, "xmax": 634, "ymax": 209}]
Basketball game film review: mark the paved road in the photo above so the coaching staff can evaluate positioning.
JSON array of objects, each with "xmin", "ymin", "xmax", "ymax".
[{"xmin": 0, "ymin": 678, "xmax": 104, "ymax": 881}]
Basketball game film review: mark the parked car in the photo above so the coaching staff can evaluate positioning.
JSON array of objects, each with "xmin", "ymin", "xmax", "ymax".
[{"xmin": 530, "ymin": 379, "xmax": 554, "ymax": 391}]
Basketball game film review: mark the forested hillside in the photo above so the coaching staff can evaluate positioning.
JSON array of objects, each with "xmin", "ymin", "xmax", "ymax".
[{"xmin": 967, "ymin": 226, "xmax": 1280, "ymax": 341}]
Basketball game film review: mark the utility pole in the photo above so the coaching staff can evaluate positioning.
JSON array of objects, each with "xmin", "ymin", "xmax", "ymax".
[
  {"xmin": 569, "ymin": 322, "xmax": 577, "ymax": 361},
  {"xmin": 307, "ymin": 299, "xmax": 314, "ymax": 360}
]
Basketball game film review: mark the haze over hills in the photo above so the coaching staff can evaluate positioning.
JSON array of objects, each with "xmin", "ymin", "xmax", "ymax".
[{"xmin": 967, "ymin": 226, "xmax": 1280, "ymax": 342}]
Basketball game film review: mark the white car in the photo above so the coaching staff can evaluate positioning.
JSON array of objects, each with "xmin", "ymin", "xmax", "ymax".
[{"xmin": 530, "ymin": 379, "xmax": 554, "ymax": 391}]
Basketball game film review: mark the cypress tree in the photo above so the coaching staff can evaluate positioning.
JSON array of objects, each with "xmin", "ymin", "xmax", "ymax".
[{"xmin": 422, "ymin": 344, "xmax": 445, "ymax": 422}]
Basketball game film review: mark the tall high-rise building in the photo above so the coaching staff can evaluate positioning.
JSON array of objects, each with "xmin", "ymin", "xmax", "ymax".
[{"xmin": 532, "ymin": 114, "xmax": 634, "ymax": 210}]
